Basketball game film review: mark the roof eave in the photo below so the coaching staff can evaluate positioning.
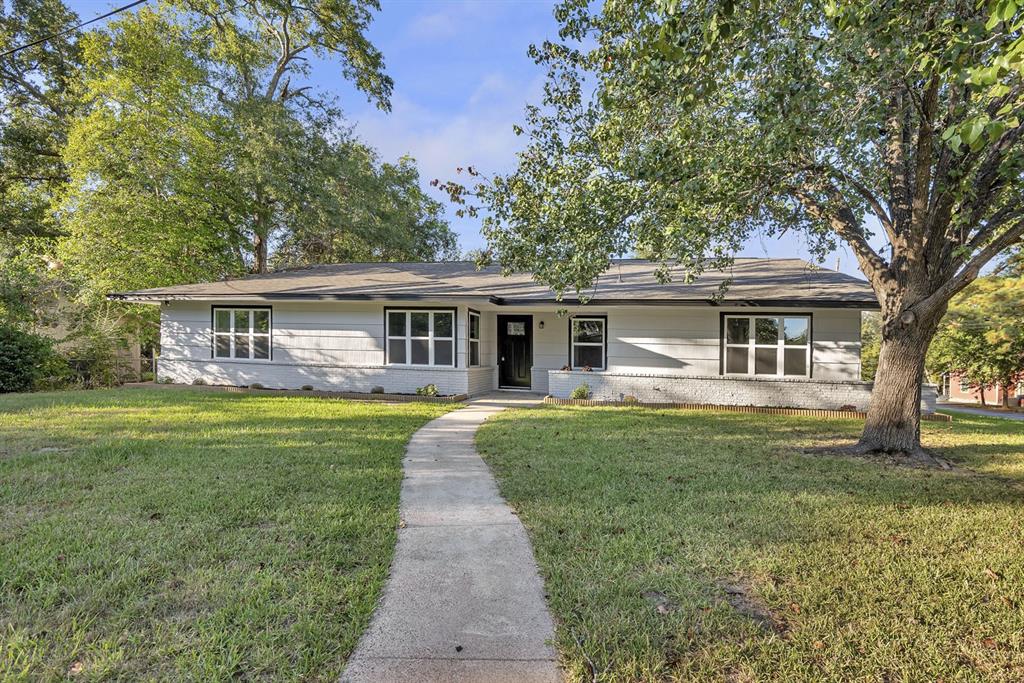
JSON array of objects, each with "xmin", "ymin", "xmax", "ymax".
[{"xmin": 108, "ymin": 292, "xmax": 879, "ymax": 310}]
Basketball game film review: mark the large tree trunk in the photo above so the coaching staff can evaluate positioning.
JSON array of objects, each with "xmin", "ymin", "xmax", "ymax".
[
  {"xmin": 857, "ymin": 306, "xmax": 945, "ymax": 455},
  {"xmin": 253, "ymin": 230, "xmax": 268, "ymax": 274},
  {"xmin": 859, "ymin": 330, "xmax": 929, "ymax": 452}
]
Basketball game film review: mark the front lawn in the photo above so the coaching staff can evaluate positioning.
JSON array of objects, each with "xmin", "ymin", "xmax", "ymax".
[
  {"xmin": 0, "ymin": 388, "xmax": 452, "ymax": 681},
  {"xmin": 477, "ymin": 407, "xmax": 1024, "ymax": 682}
]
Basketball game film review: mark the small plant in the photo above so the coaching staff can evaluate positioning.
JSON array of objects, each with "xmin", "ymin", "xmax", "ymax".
[
  {"xmin": 158, "ymin": 377, "xmax": 174, "ymax": 384},
  {"xmin": 192, "ymin": 378, "xmax": 206, "ymax": 386},
  {"xmin": 371, "ymin": 385, "xmax": 385, "ymax": 394},
  {"xmin": 560, "ymin": 364, "xmax": 571, "ymax": 371},
  {"xmin": 581, "ymin": 365, "xmax": 593, "ymax": 372},
  {"xmin": 301, "ymin": 384, "xmax": 314, "ymax": 391},
  {"xmin": 416, "ymin": 383, "xmax": 439, "ymax": 397},
  {"xmin": 250, "ymin": 382, "xmax": 264, "ymax": 390},
  {"xmin": 569, "ymin": 383, "xmax": 591, "ymax": 400},
  {"xmin": 622, "ymin": 394, "xmax": 639, "ymax": 405}
]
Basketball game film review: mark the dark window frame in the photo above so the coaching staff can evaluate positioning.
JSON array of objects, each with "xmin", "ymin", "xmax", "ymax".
[
  {"xmin": 383, "ymin": 306, "xmax": 458, "ymax": 368},
  {"xmin": 468, "ymin": 308, "xmax": 481, "ymax": 367},
  {"xmin": 567, "ymin": 314, "xmax": 608, "ymax": 370},
  {"xmin": 719, "ymin": 311, "xmax": 814, "ymax": 378},
  {"xmin": 210, "ymin": 305, "xmax": 273, "ymax": 361}
]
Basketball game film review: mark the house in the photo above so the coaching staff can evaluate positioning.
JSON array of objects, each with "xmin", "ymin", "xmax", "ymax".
[
  {"xmin": 109, "ymin": 258, "xmax": 936, "ymax": 411},
  {"xmin": 941, "ymin": 371, "xmax": 1023, "ymax": 407}
]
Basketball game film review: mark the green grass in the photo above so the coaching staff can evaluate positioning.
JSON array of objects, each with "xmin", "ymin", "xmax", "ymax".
[
  {"xmin": 0, "ymin": 388, "xmax": 453, "ymax": 681},
  {"xmin": 477, "ymin": 407, "xmax": 1024, "ymax": 682}
]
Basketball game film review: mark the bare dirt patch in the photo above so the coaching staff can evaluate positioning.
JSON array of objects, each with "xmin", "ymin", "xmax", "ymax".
[{"xmin": 718, "ymin": 577, "xmax": 787, "ymax": 636}]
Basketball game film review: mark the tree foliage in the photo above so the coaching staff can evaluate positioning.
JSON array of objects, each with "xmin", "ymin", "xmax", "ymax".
[
  {"xmin": 443, "ymin": 0, "xmax": 1024, "ymax": 453},
  {"xmin": 0, "ymin": 0, "xmax": 80, "ymax": 240},
  {"xmin": 927, "ymin": 277, "xmax": 1024, "ymax": 405},
  {"xmin": 0, "ymin": 0, "xmax": 457, "ymax": 389}
]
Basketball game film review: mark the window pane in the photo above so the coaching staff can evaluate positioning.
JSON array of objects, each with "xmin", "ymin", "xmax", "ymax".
[
  {"xmin": 470, "ymin": 340, "xmax": 480, "ymax": 366},
  {"xmin": 434, "ymin": 339, "xmax": 453, "ymax": 366},
  {"xmin": 726, "ymin": 318, "xmax": 749, "ymax": 344},
  {"xmin": 754, "ymin": 348, "xmax": 777, "ymax": 375},
  {"xmin": 411, "ymin": 338, "xmax": 429, "ymax": 364},
  {"xmin": 507, "ymin": 321, "xmax": 526, "ymax": 336},
  {"xmin": 784, "ymin": 348, "xmax": 806, "ymax": 376},
  {"xmin": 573, "ymin": 319, "xmax": 603, "ymax": 343},
  {"xmin": 234, "ymin": 310, "xmax": 250, "ymax": 333},
  {"xmin": 388, "ymin": 338, "xmax": 406, "ymax": 364},
  {"xmin": 388, "ymin": 311, "xmax": 406, "ymax": 337},
  {"xmin": 215, "ymin": 335, "xmax": 231, "ymax": 358},
  {"xmin": 469, "ymin": 314, "xmax": 480, "ymax": 340},
  {"xmin": 253, "ymin": 336, "xmax": 270, "ymax": 360},
  {"xmin": 253, "ymin": 310, "xmax": 270, "ymax": 334},
  {"xmin": 726, "ymin": 347, "xmax": 748, "ymax": 373},
  {"xmin": 573, "ymin": 345, "xmax": 603, "ymax": 368},
  {"xmin": 784, "ymin": 318, "xmax": 808, "ymax": 345},
  {"xmin": 411, "ymin": 312, "xmax": 429, "ymax": 337},
  {"xmin": 434, "ymin": 312, "xmax": 453, "ymax": 338},
  {"xmin": 234, "ymin": 334, "xmax": 250, "ymax": 359},
  {"xmin": 215, "ymin": 309, "xmax": 231, "ymax": 333},
  {"xmin": 755, "ymin": 318, "xmax": 779, "ymax": 345}
]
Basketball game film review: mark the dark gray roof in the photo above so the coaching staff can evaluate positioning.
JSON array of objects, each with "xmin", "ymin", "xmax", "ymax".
[{"xmin": 109, "ymin": 258, "xmax": 878, "ymax": 308}]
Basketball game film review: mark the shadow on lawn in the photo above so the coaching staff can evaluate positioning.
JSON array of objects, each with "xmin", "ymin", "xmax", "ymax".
[{"xmin": 494, "ymin": 408, "xmax": 1024, "ymax": 509}]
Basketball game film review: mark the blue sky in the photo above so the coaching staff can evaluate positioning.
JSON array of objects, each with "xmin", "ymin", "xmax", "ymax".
[{"xmin": 67, "ymin": 0, "xmax": 867, "ymax": 277}]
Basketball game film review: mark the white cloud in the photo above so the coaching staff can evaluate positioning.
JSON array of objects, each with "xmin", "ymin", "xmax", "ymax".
[
  {"xmin": 405, "ymin": 11, "xmax": 458, "ymax": 42},
  {"xmin": 352, "ymin": 71, "xmax": 545, "ymax": 250}
]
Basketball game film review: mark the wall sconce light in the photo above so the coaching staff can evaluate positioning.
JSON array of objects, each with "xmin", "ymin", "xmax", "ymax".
[{"xmin": 539, "ymin": 320, "xmax": 545, "ymax": 330}]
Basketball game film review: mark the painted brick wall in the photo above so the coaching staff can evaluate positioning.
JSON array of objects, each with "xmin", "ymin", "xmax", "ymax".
[
  {"xmin": 548, "ymin": 370, "xmax": 938, "ymax": 413},
  {"xmin": 158, "ymin": 358, "xmax": 470, "ymax": 396},
  {"xmin": 467, "ymin": 366, "xmax": 498, "ymax": 396}
]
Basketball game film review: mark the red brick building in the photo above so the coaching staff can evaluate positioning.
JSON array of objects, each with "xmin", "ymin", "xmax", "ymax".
[{"xmin": 941, "ymin": 371, "xmax": 1024, "ymax": 407}]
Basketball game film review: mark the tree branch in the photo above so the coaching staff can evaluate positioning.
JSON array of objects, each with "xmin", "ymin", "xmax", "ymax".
[
  {"xmin": 792, "ymin": 185, "xmax": 891, "ymax": 297},
  {"xmin": 915, "ymin": 217, "xmax": 1024, "ymax": 315}
]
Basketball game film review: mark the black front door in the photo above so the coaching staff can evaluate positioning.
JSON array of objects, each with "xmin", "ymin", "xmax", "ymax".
[{"xmin": 497, "ymin": 314, "xmax": 533, "ymax": 388}]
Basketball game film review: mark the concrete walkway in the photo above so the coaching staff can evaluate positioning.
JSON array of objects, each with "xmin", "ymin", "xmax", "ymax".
[{"xmin": 343, "ymin": 393, "xmax": 560, "ymax": 683}]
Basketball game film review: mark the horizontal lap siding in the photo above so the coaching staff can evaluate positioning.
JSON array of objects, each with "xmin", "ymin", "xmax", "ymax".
[
  {"xmin": 605, "ymin": 308, "xmax": 862, "ymax": 380},
  {"xmin": 158, "ymin": 301, "xmax": 468, "ymax": 395}
]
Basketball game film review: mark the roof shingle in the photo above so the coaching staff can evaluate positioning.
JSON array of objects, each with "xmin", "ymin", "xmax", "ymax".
[{"xmin": 108, "ymin": 258, "xmax": 878, "ymax": 308}]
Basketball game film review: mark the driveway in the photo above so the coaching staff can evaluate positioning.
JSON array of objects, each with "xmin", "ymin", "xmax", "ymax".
[{"xmin": 939, "ymin": 405, "xmax": 1024, "ymax": 421}]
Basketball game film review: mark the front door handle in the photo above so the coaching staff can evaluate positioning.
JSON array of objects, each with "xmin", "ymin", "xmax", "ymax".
[{"xmin": 501, "ymin": 356, "xmax": 505, "ymax": 361}]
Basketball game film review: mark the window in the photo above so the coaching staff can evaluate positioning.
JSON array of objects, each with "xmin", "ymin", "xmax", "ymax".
[
  {"xmin": 213, "ymin": 307, "xmax": 271, "ymax": 360},
  {"xmin": 570, "ymin": 317, "xmax": 606, "ymax": 369},
  {"xmin": 469, "ymin": 311, "xmax": 481, "ymax": 366},
  {"xmin": 387, "ymin": 309, "xmax": 455, "ymax": 366},
  {"xmin": 723, "ymin": 315, "xmax": 810, "ymax": 377},
  {"xmin": 959, "ymin": 376, "xmax": 970, "ymax": 392}
]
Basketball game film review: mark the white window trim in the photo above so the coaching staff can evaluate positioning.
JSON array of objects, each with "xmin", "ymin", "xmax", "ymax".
[
  {"xmin": 571, "ymin": 317, "xmax": 606, "ymax": 370},
  {"xmin": 468, "ymin": 311, "xmax": 481, "ymax": 367},
  {"xmin": 723, "ymin": 314, "xmax": 811, "ymax": 378},
  {"xmin": 386, "ymin": 309, "xmax": 455, "ymax": 367},
  {"xmin": 212, "ymin": 307, "xmax": 272, "ymax": 362}
]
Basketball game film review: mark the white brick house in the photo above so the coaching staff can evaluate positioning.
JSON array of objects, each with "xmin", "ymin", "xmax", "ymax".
[{"xmin": 110, "ymin": 259, "xmax": 928, "ymax": 411}]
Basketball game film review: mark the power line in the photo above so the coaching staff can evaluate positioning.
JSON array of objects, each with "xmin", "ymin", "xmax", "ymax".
[{"xmin": 0, "ymin": 0, "xmax": 150, "ymax": 59}]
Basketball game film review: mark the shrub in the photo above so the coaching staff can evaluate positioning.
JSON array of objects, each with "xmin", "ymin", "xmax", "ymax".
[
  {"xmin": 622, "ymin": 394, "xmax": 639, "ymax": 405},
  {"xmin": 249, "ymin": 383, "xmax": 264, "ymax": 390},
  {"xmin": 569, "ymin": 383, "xmax": 591, "ymax": 400},
  {"xmin": 301, "ymin": 384, "xmax": 314, "ymax": 391},
  {"xmin": 416, "ymin": 384, "xmax": 439, "ymax": 397},
  {"xmin": 0, "ymin": 325, "xmax": 58, "ymax": 393},
  {"xmin": 370, "ymin": 385, "xmax": 385, "ymax": 394},
  {"xmin": 192, "ymin": 378, "xmax": 207, "ymax": 386}
]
